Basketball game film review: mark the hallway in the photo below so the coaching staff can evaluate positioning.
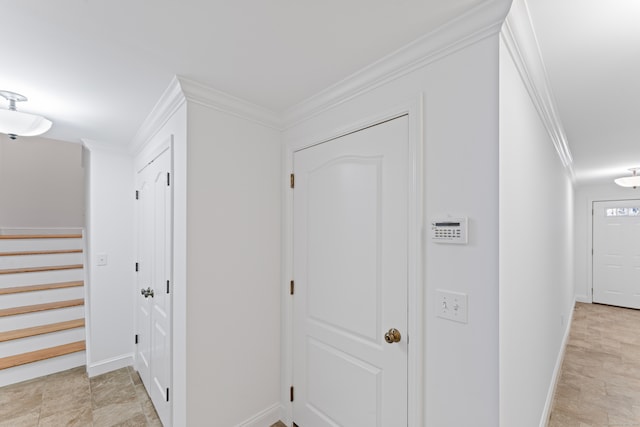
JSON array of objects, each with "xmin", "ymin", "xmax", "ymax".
[{"xmin": 550, "ymin": 302, "xmax": 640, "ymax": 426}]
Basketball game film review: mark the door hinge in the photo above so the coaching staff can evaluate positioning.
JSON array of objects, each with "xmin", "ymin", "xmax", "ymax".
[
  {"xmin": 166, "ymin": 280, "xmax": 170, "ymax": 294},
  {"xmin": 135, "ymin": 262, "xmax": 139, "ymax": 272},
  {"xmin": 167, "ymin": 172, "xmax": 171, "ymax": 186},
  {"xmin": 290, "ymin": 280, "xmax": 294, "ymax": 295},
  {"xmin": 290, "ymin": 386, "xmax": 294, "ymax": 402},
  {"xmin": 135, "ymin": 334, "xmax": 139, "ymax": 344},
  {"xmin": 166, "ymin": 388, "xmax": 170, "ymax": 402},
  {"xmin": 290, "ymin": 173, "xmax": 295, "ymax": 189},
  {"xmin": 135, "ymin": 190, "xmax": 139, "ymax": 200}
]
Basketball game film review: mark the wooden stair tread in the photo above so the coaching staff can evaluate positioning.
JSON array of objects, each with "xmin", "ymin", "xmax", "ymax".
[
  {"xmin": 0, "ymin": 299, "xmax": 84, "ymax": 317},
  {"xmin": 0, "ymin": 319, "xmax": 85, "ymax": 342},
  {"xmin": 0, "ymin": 249, "xmax": 83, "ymax": 257},
  {"xmin": 0, "ymin": 341, "xmax": 85, "ymax": 370},
  {"xmin": 0, "ymin": 281, "xmax": 84, "ymax": 296},
  {"xmin": 0, "ymin": 264, "xmax": 83, "ymax": 275},
  {"xmin": 0, "ymin": 234, "xmax": 82, "ymax": 240}
]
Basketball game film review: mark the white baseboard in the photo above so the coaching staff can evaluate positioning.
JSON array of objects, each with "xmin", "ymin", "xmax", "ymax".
[
  {"xmin": 539, "ymin": 298, "xmax": 576, "ymax": 427},
  {"xmin": 278, "ymin": 404, "xmax": 288, "ymax": 426},
  {"xmin": 87, "ymin": 353, "xmax": 133, "ymax": 377},
  {"xmin": 236, "ymin": 402, "xmax": 282, "ymax": 427},
  {"xmin": 0, "ymin": 227, "xmax": 83, "ymax": 235},
  {"xmin": 575, "ymin": 295, "xmax": 591, "ymax": 304}
]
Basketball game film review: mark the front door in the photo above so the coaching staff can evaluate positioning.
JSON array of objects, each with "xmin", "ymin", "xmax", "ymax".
[
  {"xmin": 292, "ymin": 116, "xmax": 409, "ymax": 426},
  {"xmin": 593, "ymin": 199, "xmax": 640, "ymax": 308},
  {"xmin": 135, "ymin": 146, "xmax": 173, "ymax": 426}
]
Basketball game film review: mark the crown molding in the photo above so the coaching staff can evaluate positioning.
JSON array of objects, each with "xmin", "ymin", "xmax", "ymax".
[
  {"xmin": 502, "ymin": 0, "xmax": 575, "ymax": 180},
  {"xmin": 130, "ymin": 75, "xmax": 283, "ymax": 155},
  {"xmin": 130, "ymin": 0, "xmax": 516, "ymax": 146},
  {"xmin": 82, "ymin": 138, "xmax": 131, "ymax": 155},
  {"xmin": 283, "ymin": 0, "xmax": 513, "ymax": 128},
  {"xmin": 129, "ymin": 76, "xmax": 186, "ymax": 155},
  {"xmin": 177, "ymin": 76, "xmax": 282, "ymax": 131}
]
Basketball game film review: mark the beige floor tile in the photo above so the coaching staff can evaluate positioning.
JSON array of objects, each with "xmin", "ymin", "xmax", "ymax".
[
  {"xmin": 550, "ymin": 302, "xmax": 640, "ymax": 426},
  {"xmin": 92, "ymin": 400, "xmax": 146, "ymax": 427},
  {"xmin": 38, "ymin": 406, "xmax": 93, "ymax": 427},
  {"xmin": 40, "ymin": 383, "xmax": 92, "ymax": 418},
  {"xmin": 0, "ymin": 410, "xmax": 40, "ymax": 427},
  {"xmin": 0, "ymin": 366, "xmax": 166, "ymax": 427},
  {"xmin": 0, "ymin": 381, "xmax": 43, "ymax": 420}
]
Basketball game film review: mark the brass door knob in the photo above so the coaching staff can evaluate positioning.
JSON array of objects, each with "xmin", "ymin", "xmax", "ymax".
[{"xmin": 384, "ymin": 328, "xmax": 401, "ymax": 344}]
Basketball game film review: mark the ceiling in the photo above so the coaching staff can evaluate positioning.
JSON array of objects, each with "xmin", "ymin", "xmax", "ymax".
[
  {"xmin": 1, "ymin": 0, "xmax": 482, "ymax": 145},
  {"xmin": 1, "ymin": 0, "xmax": 639, "ymax": 186},
  {"xmin": 526, "ymin": 0, "xmax": 640, "ymax": 185}
]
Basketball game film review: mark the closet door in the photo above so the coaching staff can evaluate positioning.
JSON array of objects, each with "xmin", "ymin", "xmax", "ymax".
[
  {"xmin": 135, "ymin": 145, "xmax": 173, "ymax": 426},
  {"xmin": 292, "ymin": 116, "xmax": 409, "ymax": 427}
]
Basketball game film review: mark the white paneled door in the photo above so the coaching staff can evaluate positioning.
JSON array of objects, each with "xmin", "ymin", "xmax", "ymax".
[
  {"xmin": 292, "ymin": 116, "xmax": 409, "ymax": 427},
  {"xmin": 135, "ymin": 146, "xmax": 173, "ymax": 426},
  {"xmin": 593, "ymin": 200, "xmax": 640, "ymax": 308}
]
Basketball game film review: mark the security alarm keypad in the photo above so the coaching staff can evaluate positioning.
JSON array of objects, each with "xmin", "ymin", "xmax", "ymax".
[{"xmin": 431, "ymin": 217, "xmax": 468, "ymax": 244}]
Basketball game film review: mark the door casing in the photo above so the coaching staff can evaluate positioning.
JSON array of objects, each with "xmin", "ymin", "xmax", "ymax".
[{"xmin": 282, "ymin": 97, "xmax": 425, "ymax": 426}]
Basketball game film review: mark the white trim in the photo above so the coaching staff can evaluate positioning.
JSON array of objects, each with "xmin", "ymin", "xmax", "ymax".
[
  {"xmin": 281, "ymin": 96, "xmax": 424, "ymax": 426},
  {"xmin": 130, "ymin": 75, "xmax": 281, "ymax": 156},
  {"xmin": 539, "ymin": 298, "xmax": 576, "ymax": 427},
  {"xmin": 178, "ymin": 76, "xmax": 282, "ymax": 130},
  {"xmin": 82, "ymin": 138, "xmax": 131, "ymax": 155},
  {"xmin": 127, "ymin": 1, "xmax": 511, "ymax": 140},
  {"xmin": 81, "ymin": 228, "xmax": 92, "ymax": 380},
  {"xmin": 87, "ymin": 353, "xmax": 134, "ymax": 377},
  {"xmin": 0, "ymin": 227, "xmax": 83, "ymax": 235},
  {"xmin": 134, "ymin": 135, "xmax": 173, "ymax": 174},
  {"xmin": 235, "ymin": 402, "xmax": 282, "ymax": 427},
  {"xmin": 283, "ymin": 0, "xmax": 510, "ymax": 128},
  {"xmin": 584, "ymin": 196, "xmax": 595, "ymax": 304},
  {"xmin": 575, "ymin": 295, "xmax": 591, "ymax": 304},
  {"xmin": 501, "ymin": 1, "xmax": 574, "ymax": 179},
  {"xmin": 130, "ymin": 76, "xmax": 186, "ymax": 156}
]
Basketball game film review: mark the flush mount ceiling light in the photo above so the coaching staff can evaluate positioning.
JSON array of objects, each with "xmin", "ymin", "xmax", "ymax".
[
  {"xmin": 0, "ymin": 90, "xmax": 52, "ymax": 140},
  {"xmin": 614, "ymin": 168, "xmax": 640, "ymax": 188}
]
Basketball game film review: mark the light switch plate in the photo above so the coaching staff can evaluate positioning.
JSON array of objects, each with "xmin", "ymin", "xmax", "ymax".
[
  {"xmin": 96, "ymin": 253, "xmax": 108, "ymax": 266},
  {"xmin": 436, "ymin": 289, "xmax": 468, "ymax": 323}
]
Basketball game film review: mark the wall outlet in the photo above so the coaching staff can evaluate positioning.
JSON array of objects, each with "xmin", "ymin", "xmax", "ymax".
[{"xmin": 436, "ymin": 289, "xmax": 468, "ymax": 323}]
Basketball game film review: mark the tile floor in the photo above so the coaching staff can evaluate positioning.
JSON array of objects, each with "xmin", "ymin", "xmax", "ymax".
[
  {"xmin": 0, "ymin": 366, "xmax": 161, "ymax": 426},
  {"xmin": 549, "ymin": 302, "xmax": 640, "ymax": 427},
  {"xmin": 8, "ymin": 303, "xmax": 635, "ymax": 427}
]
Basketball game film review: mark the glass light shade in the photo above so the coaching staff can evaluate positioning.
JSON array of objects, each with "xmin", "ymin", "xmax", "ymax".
[
  {"xmin": 0, "ymin": 108, "xmax": 52, "ymax": 137},
  {"xmin": 614, "ymin": 176, "xmax": 640, "ymax": 187}
]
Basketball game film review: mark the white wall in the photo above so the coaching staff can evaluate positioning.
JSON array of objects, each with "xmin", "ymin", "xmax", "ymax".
[
  {"xmin": 498, "ymin": 37, "xmax": 575, "ymax": 426},
  {"xmin": 84, "ymin": 144, "xmax": 135, "ymax": 376},
  {"xmin": 284, "ymin": 35, "xmax": 502, "ymax": 427},
  {"xmin": 573, "ymin": 182, "xmax": 639, "ymax": 302},
  {"xmin": 185, "ymin": 102, "xmax": 282, "ymax": 426},
  {"xmin": 0, "ymin": 135, "xmax": 84, "ymax": 228}
]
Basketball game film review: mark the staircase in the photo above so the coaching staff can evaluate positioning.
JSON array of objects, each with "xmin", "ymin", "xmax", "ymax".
[{"xmin": 0, "ymin": 232, "xmax": 86, "ymax": 387}]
